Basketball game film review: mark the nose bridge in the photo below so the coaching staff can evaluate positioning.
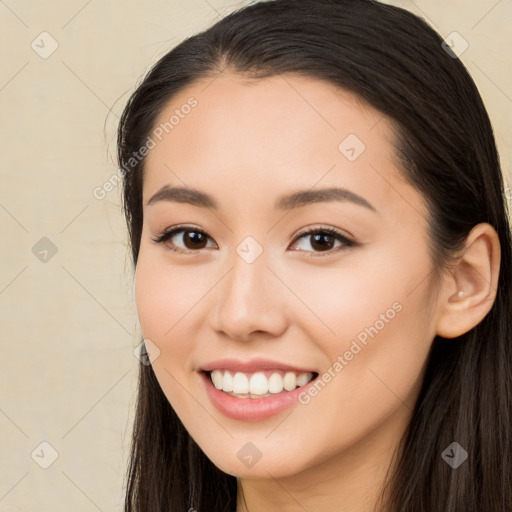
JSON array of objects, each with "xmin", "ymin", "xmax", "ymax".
[{"xmin": 213, "ymin": 238, "xmax": 287, "ymax": 339}]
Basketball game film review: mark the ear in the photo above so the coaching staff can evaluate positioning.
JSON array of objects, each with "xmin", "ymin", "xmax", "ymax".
[{"xmin": 435, "ymin": 223, "xmax": 501, "ymax": 339}]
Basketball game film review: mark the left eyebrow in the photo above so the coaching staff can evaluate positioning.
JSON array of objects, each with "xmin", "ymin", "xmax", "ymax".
[
  {"xmin": 145, "ymin": 185, "xmax": 377, "ymax": 212},
  {"xmin": 274, "ymin": 187, "xmax": 377, "ymax": 212}
]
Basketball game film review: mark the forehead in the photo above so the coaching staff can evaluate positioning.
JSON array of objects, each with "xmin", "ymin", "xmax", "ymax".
[{"xmin": 142, "ymin": 72, "xmax": 428, "ymax": 222}]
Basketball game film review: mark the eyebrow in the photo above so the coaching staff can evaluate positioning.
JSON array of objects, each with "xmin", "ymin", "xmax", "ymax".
[{"xmin": 146, "ymin": 185, "xmax": 376, "ymax": 212}]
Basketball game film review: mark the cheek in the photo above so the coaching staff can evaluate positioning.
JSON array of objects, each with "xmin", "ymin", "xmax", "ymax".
[
  {"xmin": 284, "ymin": 244, "xmax": 434, "ymax": 402},
  {"xmin": 134, "ymin": 251, "xmax": 199, "ymax": 339},
  {"xmin": 277, "ymin": 249, "xmax": 410, "ymax": 348},
  {"xmin": 133, "ymin": 254, "xmax": 203, "ymax": 414},
  {"xmin": 133, "ymin": 254, "xmax": 195, "ymax": 391},
  {"xmin": 320, "ymin": 287, "xmax": 432, "ymax": 427}
]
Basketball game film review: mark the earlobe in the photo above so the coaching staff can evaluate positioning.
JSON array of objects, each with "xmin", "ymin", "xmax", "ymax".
[{"xmin": 435, "ymin": 223, "xmax": 501, "ymax": 339}]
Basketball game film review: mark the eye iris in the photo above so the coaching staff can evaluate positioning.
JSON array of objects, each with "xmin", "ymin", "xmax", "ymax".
[
  {"xmin": 311, "ymin": 232, "xmax": 335, "ymax": 251},
  {"xmin": 184, "ymin": 231, "xmax": 207, "ymax": 249}
]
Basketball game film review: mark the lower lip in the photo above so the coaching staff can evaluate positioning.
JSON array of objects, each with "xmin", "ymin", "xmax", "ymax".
[{"xmin": 200, "ymin": 371, "xmax": 318, "ymax": 422}]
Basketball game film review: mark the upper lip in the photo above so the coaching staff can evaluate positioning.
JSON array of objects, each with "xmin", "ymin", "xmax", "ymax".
[{"xmin": 199, "ymin": 358, "xmax": 317, "ymax": 374}]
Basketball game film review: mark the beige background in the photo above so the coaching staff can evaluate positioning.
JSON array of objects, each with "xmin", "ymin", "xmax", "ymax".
[{"xmin": 0, "ymin": 0, "xmax": 510, "ymax": 510}]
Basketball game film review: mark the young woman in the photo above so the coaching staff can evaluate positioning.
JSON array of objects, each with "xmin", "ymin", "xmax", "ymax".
[{"xmin": 117, "ymin": 0, "xmax": 512, "ymax": 510}]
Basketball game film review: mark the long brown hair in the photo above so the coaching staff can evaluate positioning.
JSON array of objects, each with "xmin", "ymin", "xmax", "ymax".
[{"xmin": 117, "ymin": 1, "xmax": 512, "ymax": 510}]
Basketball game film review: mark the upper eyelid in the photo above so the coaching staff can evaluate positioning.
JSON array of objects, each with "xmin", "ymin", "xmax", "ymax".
[{"xmin": 294, "ymin": 225, "xmax": 350, "ymax": 239}]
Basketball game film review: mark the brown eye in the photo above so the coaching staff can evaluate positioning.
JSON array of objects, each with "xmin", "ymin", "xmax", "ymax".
[
  {"xmin": 290, "ymin": 227, "xmax": 355, "ymax": 256},
  {"xmin": 181, "ymin": 230, "xmax": 208, "ymax": 250},
  {"xmin": 152, "ymin": 227, "xmax": 216, "ymax": 253},
  {"xmin": 152, "ymin": 225, "xmax": 355, "ymax": 256}
]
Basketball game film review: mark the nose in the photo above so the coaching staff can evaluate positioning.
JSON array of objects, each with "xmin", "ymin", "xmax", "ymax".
[{"xmin": 211, "ymin": 249, "xmax": 288, "ymax": 342}]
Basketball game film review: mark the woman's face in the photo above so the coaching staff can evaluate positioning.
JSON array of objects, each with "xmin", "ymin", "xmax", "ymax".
[{"xmin": 135, "ymin": 72, "xmax": 443, "ymax": 479}]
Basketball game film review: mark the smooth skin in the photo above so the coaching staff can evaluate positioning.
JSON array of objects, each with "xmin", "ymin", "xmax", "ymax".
[{"xmin": 134, "ymin": 72, "xmax": 500, "ymax": 512}]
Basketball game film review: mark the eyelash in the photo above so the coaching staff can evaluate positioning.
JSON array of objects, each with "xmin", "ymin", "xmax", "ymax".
[{"xmin": 151, "ymin": 224, "xmax": 356, "ymax": 257}]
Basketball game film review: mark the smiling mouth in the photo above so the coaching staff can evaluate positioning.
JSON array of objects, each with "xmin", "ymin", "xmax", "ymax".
[{"xmin": 203, "ymin": 369, "xmax": 319, "ymax": 398}]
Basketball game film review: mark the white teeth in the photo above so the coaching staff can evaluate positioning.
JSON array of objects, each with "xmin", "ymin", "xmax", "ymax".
[
  {"xmin": 296, "ymin": 373, "xmax": 311, "ymax": 387},
  {"xmin": 211, "ymin": 369, "xmax": 223, "ymax": 390},
  {"xmin": 209, "ymin": 369, "xmax": 315, "ymax": 398},
  {"xmin": 268, "ymin": 372, "xmax": 283, "ymax": 393},
  {"xmin": 283, "ymin": 372, "xmax": 296, "ymax": 391},
  {"xmin": 249, "ymin": 372, "xmax": 269, "ymax": 394},
  {"xmin": 232, "ymin": 372, "xmax": 249, "ymax": 394},
  {"xmin": 222, "ymin": 371, "xmax": 233, "ymax": 392}
]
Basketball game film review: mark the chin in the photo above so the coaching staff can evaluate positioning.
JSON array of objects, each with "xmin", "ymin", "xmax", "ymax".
[{"xmin": 200, "ymin": 444, "xmax": 307, "ymax": 479}]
